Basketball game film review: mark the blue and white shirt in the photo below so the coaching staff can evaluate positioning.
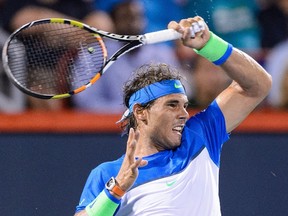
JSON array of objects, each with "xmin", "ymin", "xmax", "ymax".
[{"xmin": 76, "ymin": 100, "xmax": 229, "ymax": 215}]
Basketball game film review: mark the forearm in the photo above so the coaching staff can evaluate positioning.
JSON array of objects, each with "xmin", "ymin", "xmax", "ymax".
[
  {"xmin": 195, "ymin": 31, "xmax": 271, "ymax": 97},
  {"xmin": 193, "ymin": 29, "xmax": 272, "ymax": 132},
  {"xmin": 215, "ymin": 48, "xmax": 272, "ymax": 132},
  {"xmin": 220, "ymin": 47, "xmax": 272, "ymax": 98}
]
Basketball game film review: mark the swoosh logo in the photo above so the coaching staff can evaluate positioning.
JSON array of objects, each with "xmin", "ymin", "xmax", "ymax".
[
  {"xmin": 174, "ymin": 83, "xmax": 182, "ymax": 89},
  {"xmin": 79, "ymin": 198, "xmax": 85, "ymax": 206},
  {"xmin": 166, "ymin": 179, "xmax": 177, "ymax": 187}
]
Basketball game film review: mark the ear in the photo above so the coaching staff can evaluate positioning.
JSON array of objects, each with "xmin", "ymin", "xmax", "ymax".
[{"xmin": 133, "ymin": 104, "xmax": 147, "ymax": 123}]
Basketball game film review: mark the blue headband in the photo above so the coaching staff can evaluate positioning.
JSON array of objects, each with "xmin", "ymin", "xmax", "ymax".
[
  {"xmin": 128, "ymin": 79, "xmax": 186, "ymax": 112},
  {"xmin": 117, "ymin": 80, "xmax": 186, "ymax": 123}
]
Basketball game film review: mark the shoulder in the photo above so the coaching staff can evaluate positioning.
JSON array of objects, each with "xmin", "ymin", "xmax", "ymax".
[
  {"xmin": 184, "ymin": 101, "xmax": 228, "ymax": 145},
  {"xmin": 90, "ymin": 156, "xmax": 124, "ymax": 180},
  {"xmin": 186, "ymin": 101, "xmax": 224, "ymax": 129}
]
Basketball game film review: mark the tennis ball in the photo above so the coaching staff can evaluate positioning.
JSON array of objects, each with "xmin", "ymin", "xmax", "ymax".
[{"xmin": 88, "ymin": 47, "xmax": 94, "ymax": 53}]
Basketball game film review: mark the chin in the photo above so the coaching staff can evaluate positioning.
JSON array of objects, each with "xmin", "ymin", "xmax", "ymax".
[
  {"xmin": 170, "ymin": 144, "xmax": 180, "ymax": 150},
  {"xmin": 171, "ymin": 139, "xmax": 182, "ymax": 150}
]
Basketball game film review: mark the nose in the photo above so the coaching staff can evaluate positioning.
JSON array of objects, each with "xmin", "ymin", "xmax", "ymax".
[{"xmin": 179, "ymin": 107, "xmax": 189, "ymax": 120}]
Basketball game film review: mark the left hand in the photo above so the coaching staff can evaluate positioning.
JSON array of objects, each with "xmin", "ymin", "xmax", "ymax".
[
  {"xmin": 168, "ymin": 16, "xmax": 210, "ymax": 50},
  {"xmin": 115, "ymin": 128, "xmax": 148, "ymax": 193}
]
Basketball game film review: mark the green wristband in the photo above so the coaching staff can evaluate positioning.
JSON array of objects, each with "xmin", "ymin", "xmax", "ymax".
[
  {"xmin": 194, "ymin": 32, "xmax": 232, "ymax": 65},
  {"xmin": 85, "ymin": 190, "xmax": 120, "ymax": 216}
]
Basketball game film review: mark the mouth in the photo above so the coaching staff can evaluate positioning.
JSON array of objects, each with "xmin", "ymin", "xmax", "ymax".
[{"xmin": 172, "ymin": 125, "xmax": 184, "ymax": 135}]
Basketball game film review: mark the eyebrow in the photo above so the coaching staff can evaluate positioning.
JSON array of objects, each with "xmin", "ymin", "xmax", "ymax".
[{"xmin": 166, "ymin": 99, "xmax": 189, "ymax": 105}]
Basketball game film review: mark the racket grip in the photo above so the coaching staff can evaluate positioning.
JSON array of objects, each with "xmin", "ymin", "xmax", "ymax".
[{"xmin": 143, "ymin": 20, "xmax": 205, "ymax": 44}]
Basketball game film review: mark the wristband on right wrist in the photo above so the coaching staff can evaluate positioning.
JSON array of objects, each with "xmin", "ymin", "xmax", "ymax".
[{"xmin": 194, "ymin": 31, "xmax": 233, "ymax": 65}]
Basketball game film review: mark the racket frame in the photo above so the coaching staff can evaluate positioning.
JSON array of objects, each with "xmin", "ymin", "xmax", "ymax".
[{"xmin": 2, "ymin": 18, "xmax": 205, "ymax": 99}]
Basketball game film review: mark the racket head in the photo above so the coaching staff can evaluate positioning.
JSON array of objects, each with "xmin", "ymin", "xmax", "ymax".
[{"xmin": 2, "ymin": 18, "xmax": 108, "ymax": 99}]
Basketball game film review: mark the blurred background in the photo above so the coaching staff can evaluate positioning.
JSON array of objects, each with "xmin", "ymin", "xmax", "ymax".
[{"xmin": 0, "ymin": 0, "xmax": 287, "ymax": 215}]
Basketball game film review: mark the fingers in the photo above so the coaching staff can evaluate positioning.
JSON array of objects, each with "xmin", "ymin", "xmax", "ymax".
[
  {"xmin": 126, "ymin": 128, "xmax": 139, "ymax": 164},
  {"xmin": 181, "ymin": 17, "xmax": 205, "ymax": 38},
  {"xmin": 126, "ymin": 127, "xmax": 135, "ymax": 147},
  {"xmin": 167, "ymin": 20, "xmax": 183, "ymax": 33},
  {"xmin": 168, "ymin": 16, "xmax": 209, "ymax": 49},
  {"xmin": 116, "ymin": 128, "xmax": 146, "ymax": 191},
  {"xmin": 126, "ymin": 128, "xmax": 147, "ymax": 170},
  {"xmin": 130, "ymin": 157, "xmax": 148, "ymax": 174},
  {"xmin": 168, "ymin": 16, "xmax": 206, "ymax": 40}
]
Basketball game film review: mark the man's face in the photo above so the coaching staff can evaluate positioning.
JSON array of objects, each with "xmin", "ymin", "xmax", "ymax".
[{"xmin": 144, "ymin": 94, "xmax": 189, "ymax": 151}]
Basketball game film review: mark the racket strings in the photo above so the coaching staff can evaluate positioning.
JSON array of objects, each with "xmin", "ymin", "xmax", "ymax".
[{"xmin": 7, "ymin": 22, "xmax": 105, "ymax": 96}]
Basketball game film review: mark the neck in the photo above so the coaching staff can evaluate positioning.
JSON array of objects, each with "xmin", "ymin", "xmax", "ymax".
[{"xmin": 134, "ymin": 134, "xmax": 159, "ymax": 157}]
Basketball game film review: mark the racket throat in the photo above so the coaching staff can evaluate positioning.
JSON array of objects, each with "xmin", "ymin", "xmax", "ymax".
[{"xmin": 102, "ymin": 41, "xmax": 143, "ymax": 75}]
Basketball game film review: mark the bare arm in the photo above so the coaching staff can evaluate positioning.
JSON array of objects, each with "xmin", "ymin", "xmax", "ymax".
[
  {"xmin": 168, "ymin": 16, "xmax": 272, "ymax": 132},
  {"xmin": 216, "ymin": 48, "xmax": 272, "ymax": 132}
]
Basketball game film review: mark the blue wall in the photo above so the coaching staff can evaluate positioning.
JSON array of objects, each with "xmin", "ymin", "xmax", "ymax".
[{"xmin": 0, "ymin": 133, "xmax": 287, "ymax": 215}]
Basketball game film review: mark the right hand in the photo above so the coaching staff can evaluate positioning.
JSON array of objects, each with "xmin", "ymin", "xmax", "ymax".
[
  {"xmin": 115, "ymin": 128, "xmax": 148, "ymax": 195},
  {"xmin": 168, "ymin": 16, "xmax": 210, "ymax": 50}
]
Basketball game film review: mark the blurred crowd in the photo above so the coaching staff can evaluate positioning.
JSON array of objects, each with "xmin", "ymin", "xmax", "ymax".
[{"xmin": 0, "ymin": 0, "xmax": 287, "ymax": 114}]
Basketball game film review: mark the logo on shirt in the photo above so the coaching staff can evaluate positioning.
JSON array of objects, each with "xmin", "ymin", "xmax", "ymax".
[
  {"xmin": 79, "ymin": 198, "xmax": 85, "ymax": 206},
  {"xmin": 166, "ymin": 179, "xmax": 177, "ymax": 187}
]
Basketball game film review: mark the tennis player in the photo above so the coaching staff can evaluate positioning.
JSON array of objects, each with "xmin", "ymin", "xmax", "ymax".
[{"xmin": 74, "ymin": 16, "xmax": 272, "ymax": 216}]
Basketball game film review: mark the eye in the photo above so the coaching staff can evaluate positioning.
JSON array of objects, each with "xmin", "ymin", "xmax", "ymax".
[
  {"xmin": 167, "ymin": 102, "xmax": 177, "ymax": 108},
  {"xmin": 184, "ymin": 103, "xmax": 189, "ymax": 109}
]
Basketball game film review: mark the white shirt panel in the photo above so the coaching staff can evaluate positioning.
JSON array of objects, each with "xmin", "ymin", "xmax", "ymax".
[{"xmin": 117, "ymin": 148, "xmax": 221, "ymax": 216}]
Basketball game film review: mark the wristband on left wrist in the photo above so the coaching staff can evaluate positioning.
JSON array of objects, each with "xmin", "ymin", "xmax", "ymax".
[{"xmin": 85, "ymin": 189, "xmax": 120, "ymax": 216}]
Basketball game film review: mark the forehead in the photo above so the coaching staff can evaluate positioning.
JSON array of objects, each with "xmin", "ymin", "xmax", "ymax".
[{"xmin": 155, "ymin": 93, "xmax": 188, "ymax": 103}]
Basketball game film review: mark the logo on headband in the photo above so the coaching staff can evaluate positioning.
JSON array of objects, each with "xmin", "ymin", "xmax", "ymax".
[{"xmin": 174, "ymin": 83, "xmax": 183, "ymax": 89}]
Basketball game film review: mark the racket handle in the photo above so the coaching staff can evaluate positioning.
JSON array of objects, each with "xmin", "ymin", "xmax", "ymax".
[{"xmin": 142, "ymin": 20, "xmax": 205, "ymax": 44}]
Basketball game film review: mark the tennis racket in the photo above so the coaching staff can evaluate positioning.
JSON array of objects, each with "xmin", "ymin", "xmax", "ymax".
[{"xmin": 2, "ymin": 18, "xmax": 205, "ymax": 99}]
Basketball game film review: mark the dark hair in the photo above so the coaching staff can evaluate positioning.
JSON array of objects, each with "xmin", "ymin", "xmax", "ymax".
[{"xmin": 120, "ymin": 62, "xmax": 183, "ymax": 134}]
